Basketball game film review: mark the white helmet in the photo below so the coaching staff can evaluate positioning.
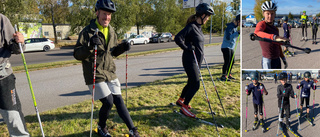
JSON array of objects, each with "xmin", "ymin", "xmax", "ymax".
[{"xmin": 261, "ymin": 1, "xmax": 277, "ymax": 11}]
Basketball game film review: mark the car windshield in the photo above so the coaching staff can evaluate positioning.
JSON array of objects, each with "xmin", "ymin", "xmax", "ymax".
[{"xmin": 129, "ymin": 35, "xmax": 137, "ymax": 39}]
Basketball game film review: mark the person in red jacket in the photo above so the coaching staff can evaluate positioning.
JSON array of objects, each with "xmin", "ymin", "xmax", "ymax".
[{"xmin": 254, "ymin": 1, "xmax": 289, "ymax": 69}]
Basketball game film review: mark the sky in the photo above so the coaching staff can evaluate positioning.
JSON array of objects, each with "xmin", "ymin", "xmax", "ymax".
[{"xmin": 242, "ymin": 0, "xmax": 320, "ymax": 16}]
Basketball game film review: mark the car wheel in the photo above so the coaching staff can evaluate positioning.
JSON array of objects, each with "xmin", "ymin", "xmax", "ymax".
[
  {"xmin": 130, "ymin": 41, "xmax": 134, "ymax": 46},
  {"xmin": 144, "ymin": 40, "xmax": 147, "ymax": 44},
  {"xmin": 43, "ymin": 45, "xmax": 50, "ymax": 52}
]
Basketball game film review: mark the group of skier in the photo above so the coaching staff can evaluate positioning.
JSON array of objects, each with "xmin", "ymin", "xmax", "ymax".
[
  {"xmin": 0, "ymin": 0, "xmax": 239, "ymax": 136},
  {"xmin": 245, "ymin": 71, "xmax": 317, "ymax": 136}
]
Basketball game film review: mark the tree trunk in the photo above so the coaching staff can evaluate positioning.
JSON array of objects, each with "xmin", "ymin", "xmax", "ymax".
[{"xmin": 51, "ymin": 4, "xmax": 58, "ymax": 44}]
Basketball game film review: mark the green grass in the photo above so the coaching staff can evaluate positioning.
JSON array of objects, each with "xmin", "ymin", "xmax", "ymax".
[
  {"xmin": 1, "ymin": 60, "xmax": 240, "ymax": 136},
  {"xmin": 12, "ymin": 42, "xmax": 221, "ymax": 72}
]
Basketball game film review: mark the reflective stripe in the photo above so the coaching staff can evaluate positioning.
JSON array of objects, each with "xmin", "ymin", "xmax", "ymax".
[{"xmin": 181, "ymin": 107, "xmax": 195, "ymax": 117}]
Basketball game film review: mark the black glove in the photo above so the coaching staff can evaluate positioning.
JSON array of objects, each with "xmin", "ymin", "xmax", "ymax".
[
  {"xmin": 282, "ymin": 57, "xmax": 288, "ymax": 69},
  {"xmin": 89, "ymin": 34, "xmax": 102, "ymax": 50},
  {"xmin": 123, "ymin": 42, "xmax": 131, "ymax": 51}
]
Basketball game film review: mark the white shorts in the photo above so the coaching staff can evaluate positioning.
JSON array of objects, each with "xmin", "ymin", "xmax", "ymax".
[{"xmin": 88, "ymin": 78, "xmax": 121, "ymax": 100}]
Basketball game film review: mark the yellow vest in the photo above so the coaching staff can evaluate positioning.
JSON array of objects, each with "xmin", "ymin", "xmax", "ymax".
[
  {"xmin": 95, "ymin": 19, "xmax": 109, "ymax": 44},
  {"xmin": 301, "ymin": 15, "xmax": 308, "ymax": 24}
]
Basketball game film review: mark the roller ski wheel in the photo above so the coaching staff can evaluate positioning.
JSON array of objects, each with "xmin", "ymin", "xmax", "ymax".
[{"xmin": 286, "ymin": 126, "xmax": 299, "ymax": 137}]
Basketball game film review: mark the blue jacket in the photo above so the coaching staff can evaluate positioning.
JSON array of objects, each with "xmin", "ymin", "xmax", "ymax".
[
  {"xmin": 283, "ymin": 23, "xmax": 290, "ymax": 38},
  {"xmin": 247, "ymin": 82, "xmax": 266, "ymax": 105},
  {"xmin": 221, "ymin": 22, "xmax": 239, "ymax": 49},
  {"xmin": 297, "ymin": 80, "xmax": 317, "ymax": 98}
]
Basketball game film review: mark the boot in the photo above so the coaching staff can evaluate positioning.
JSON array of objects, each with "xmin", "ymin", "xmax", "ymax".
[
  {"xmin": 260, "ymin": 119, "xmax": 264, "ymax": 126},
  {"xmin": 220, "ymin": 75, "xmax": 230, "ymax": 81},
  {"xmin": 253, "ymin": 117, "xmax": 258, "ymax": 129},
  {"xmin": 306, "ymin": 113, "xmax": 310, "ymax": 119},
  {"xmin": 180, "ymin": 104, "xmax": 196, "ymax": 118},
  {"xmin": 299, "ymin": 109, "xmax": 302, "ymax": 117},
  {"xmin": 97, "ymin": 125, "xmax": 112, "ymax": 137},
  {"xmin": 129, "ymin": 127, "xmax": 140, "ymax": 137},
  {"xmin": 228, "ymin": 74, "xmax": 236, "ymax": 80}
]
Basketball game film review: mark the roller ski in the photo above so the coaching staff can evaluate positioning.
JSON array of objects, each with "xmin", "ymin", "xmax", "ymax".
[
  {"xmin": 173, "ymin": 110, "xmax": 224, "ymax": 128},
  {"xmin": 252, "ymin": 118, "xmax": 260, "ymax": 130},
  {"xmin": 260, "ymin": 119, "xmax": 269, "ymax": 132},
  {"xmin": 286, "ymin": 126, "xmax": 299, "ymax": 137},
  {"xmin": 217, "ymin": 76, "xmax": 230, "ymax": 81},
  {"xmin": 277, "ymin": 122, "xmax": 286, "ymax": 137},
  {"xmin": 169, "ymin": 103, "xmax": 215, "ymax": 115},
  {"xmin": 303, "ymin": 114, "xmax": 313, "ymax": 126}
]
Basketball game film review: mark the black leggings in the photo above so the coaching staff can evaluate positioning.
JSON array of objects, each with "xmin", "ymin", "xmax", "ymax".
[
  {"xmin": 253, "ymin": 103, "xmax": 263, "ymax": 116},
  {"xmin": 180, "ymin": 51, "xmax": 201, "ymax": 105},
  {"xmin": 302, "ymin": 24, "xmax": 308, "ymax": 37},
  {"xmin": 300, "ymin": 97, "xmax": 310, "ymax": 108},
  {"xmin": 221, "ymin": 48, "xmax": 234, "ymax": 75},
  {"xmin": 99, "ymin": 94, "xmax": 134, "ymax": 130},
  {"xmin": 313, "ymin": 28, "xmax": 318, "ymax": 41},
  {"xmin": 279, "ymin": 104, "xmax": 291, "ymax": 125}
]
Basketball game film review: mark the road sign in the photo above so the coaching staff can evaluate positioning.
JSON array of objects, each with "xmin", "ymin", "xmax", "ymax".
[{"xmin": 183, "ymin": 0, "xmax": 211, "ymax": 9}]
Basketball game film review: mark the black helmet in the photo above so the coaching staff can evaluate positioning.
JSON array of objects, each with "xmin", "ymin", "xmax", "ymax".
[
  {"xmin": 250, "ymin": 72, "xmax": 260, "ymax": 80},
  {"xmin": 282, "ymin": 16, "xmax": 288, "ymax": 21},
  {"xmin": 196, "ymin": 3, "xmax": 214, "ymax": 16},
  {"xmin": 304, "ymin": 71, "xmax": 311, "ymax": 78},
  {"xmin": 236, "ymin": 14, "xmax": 240, "ymax": 21},
  {"xmin": 279, "ymin": 72, "xmax": 288, "ymax": 80},
  {"xmin": 95, "ymin": 0, "xmax": 116, "ymax": 12}
]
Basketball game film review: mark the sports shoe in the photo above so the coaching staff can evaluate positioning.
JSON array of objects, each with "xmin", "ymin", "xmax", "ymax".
[
  {"xmin": 97, "ymin": 125, "xmax": 111, "ymax": 137},
  {"xmin": 220, "ymin": 76, "xmax": 230, "ymax": 81},
  {"xmin": 176, "ymin": 98, "xmax": 192, "ymax": 109},
  {"xmin": 301, "ymin": 37, "xmax": 304, "ymax": 41},
  {"xmin": 228, "ymin": 75, "xmax": 236, "ymax": 80},
  {"xmin": 306, "ymin": 113, "xmax": 310, "ymax": 119},
  {"xmin": 129, "ymin": 127, "xmax": 140, "ymax": 137},
  {"xmin": 180, "ymin": 104, "xmax": 196, "ymax": 118}
]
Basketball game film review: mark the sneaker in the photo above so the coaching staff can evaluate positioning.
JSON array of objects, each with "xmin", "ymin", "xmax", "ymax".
[
  {"xmin": 180, "ymin": 104, "xmax": 196, "ymax": 118},
  {"xmin": 175, "ymin": 98, "xmax": 191, "ymax": 109},
  {"xmin": 301, "ymin": 37, "xmax": 304, "ymax": 41},
  {"xmin": 129, "ymin": 127, "xmax": 140, "ymax": 137},
  {"xmin": 220, "ymin": 76, "xmax": 230, "ymax": 81},
  {"xmin": 97, "ymin": 125, "xmax": 111, "ymax": 137},
  {"xmin": 228, "ymin": 75, "xmax": 236, "ymax": 80}
]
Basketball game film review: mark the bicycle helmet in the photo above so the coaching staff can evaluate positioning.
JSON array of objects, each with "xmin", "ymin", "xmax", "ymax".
[
  {"xmin": 196, "ymin": 3, "xmax": 214, "ymax": 16},
  {"xmin": 261, "ymin": 1, "xmax": 277, "ymax": 11},
  {"xmin": 304, "ymin": 71, "xmax": 311, "ymax": 78},
  {"xmin": 282, "ymin": 16, "xmax": 288, "ymax": 21},
  {"xmin": 279, "ymin": 72, "xmax": 288, "ymax": 80},
  {"xmin": 95, "ymin": 0, "xmax": 116, "ymax": 12},
  {"xmin": 250, "ymin": 72, "xmax": 260, "ymax": 80}
]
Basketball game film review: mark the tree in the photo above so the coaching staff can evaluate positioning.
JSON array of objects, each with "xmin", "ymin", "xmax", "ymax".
[
  {"xmin": 288, "ymin": 12, "xmax": 293, "ymax": 20},
  {"xmin": 253, "ymin": 0, "xmax": 268, "ymax": 21},
  {"xmin": 230, "ymin": 0, "xmax": 240, "ymax": 16},
  {"xmin": 316, "ymin": 12, "xmax": 320, "ymax": 17}
]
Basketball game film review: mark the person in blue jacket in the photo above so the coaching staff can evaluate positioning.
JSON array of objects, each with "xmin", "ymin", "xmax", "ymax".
[
  {"xmin": 246, "ymin": 72, "xmax": 268, "ymax": 129},
  {"xmin": 282, "ymin": 16, "xmax": 294, "ymax": 56},
  {"xmin": 219, "ymin": 14, "xmax": 240, "ymax": 81},
  {"xmin": 297, "ymin": 71, "xmax": 317, "ymax": 118}
]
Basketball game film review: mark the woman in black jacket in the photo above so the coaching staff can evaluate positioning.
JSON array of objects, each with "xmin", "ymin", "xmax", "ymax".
[{"xmin": 174, "ymin": 3, "xmax": 214, "ymax": 118}]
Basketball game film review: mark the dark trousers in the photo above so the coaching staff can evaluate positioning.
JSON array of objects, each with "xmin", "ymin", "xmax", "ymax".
[
  {"xmin": 99, "ymin": 94, "xmax": 134, "ymax": 130},
  {"xmin": 221, "ymin": 48, "xmax": 234, "ymax": 76},
  {"xmin": 302, "ymin": 24, "xmax": 308, "ymax": 37},
  {"xmin": 180, "ymin": 51, "xmax": 201, "ymax": 105},
  {"xmin": 279, "ymin": 104, "xmax": 291, "ymax": 126},
  {"xmin": 312, "ymin": 28, "xmax": 318, "ymax": 41}
]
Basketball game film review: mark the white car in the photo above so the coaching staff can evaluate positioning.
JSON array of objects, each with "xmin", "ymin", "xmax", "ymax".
[
  {"xmin": 24, "ymin": 38, "xmax": 55, "ymax": 52},
  {"xmin": 123, "ymin": 35, "xmax": 149, "ymax": 45}
]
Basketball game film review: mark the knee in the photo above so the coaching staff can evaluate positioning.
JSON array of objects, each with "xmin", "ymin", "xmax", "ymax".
[{"xmin": 100, "ymin": 94, "xmax": 114, "ymax": 107}]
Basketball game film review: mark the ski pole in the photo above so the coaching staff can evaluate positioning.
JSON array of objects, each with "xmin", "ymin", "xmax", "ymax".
[
  {"xmin": 313, "ymin": 82, "xmax": 316, "ymax": 119},
  {"xmin": 203, "ymin": 56, "xmax": 226, "ymax": 117},
  {"xmin": 298, "ymin": 82, "xmax": 300, "ymax": 111},
  {"xmin": 245, "ymin": 84, "xmax": 248, "ymax": 133},
  {"xmin": 14, "ymin": 25, "xmax": 45, "ymax": 137},
  {"xmin": 250, "ymin": 33, "xmax": 311, "ymax": 54},
  {"xmin": 260, "ymin": 84, "xmax": 266, "ymax": 120},
  {"xmin": 277, "ymin": 90, "xmax": 285, "ymax": 136},
  {"xmin": 126, "ymin": 51, "xmax": 128, "ymax": 106},
  {"xmin": 294, "ymin": 93, "xmax": 301, "ymax": 131},
  {"xmin": 90, "ymin": 29, "xmax": 99, "ymax": 137},
  {"xmin": 192, "ymin": 50, "xmax": 220, "ymax": 137},
  {"xmin": 225, "ymin": 36, "xmax": 239, "ymax": 83}
]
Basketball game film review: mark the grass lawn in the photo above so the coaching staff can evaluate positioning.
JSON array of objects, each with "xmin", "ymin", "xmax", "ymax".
[{"xmin": 1, "ymin": 60, "xmax": 240, "ymax": 137}]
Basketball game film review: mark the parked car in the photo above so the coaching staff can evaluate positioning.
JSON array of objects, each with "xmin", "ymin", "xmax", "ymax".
[
  {"xmin": 243, "ymin": 22, "xmax": 256, "ymax": 28},
  {"xmin": 264, "ymin": 74, "xmax": 274, "ymax": 80},
  {"xmin": 24, "ymin": 38, "xmax": 55, "ymax": 52},
  {"xmin": 123, "ymin": 35, "xmax": 149, "ymax": 45},
  {"xmin": 149, "ymin": 33, "xmax": 172, "ymax": 43}
]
